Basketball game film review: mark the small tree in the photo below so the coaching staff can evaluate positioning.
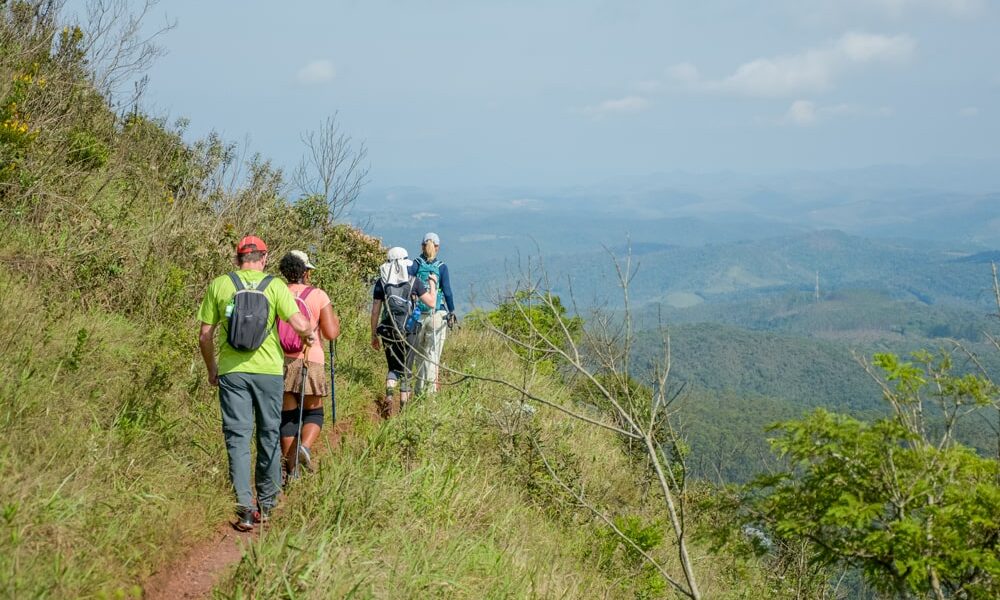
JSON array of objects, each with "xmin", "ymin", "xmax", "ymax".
[
  {"xmin": 744, "ymin": 351, "xmax": 1000, "ymax": 599},
  {"xmin": 487, "ymin": 290, "xmax": 583, "ymax": 373},
  {"xmin": 292, "ymin": 113, "xmax": 368, "ymax": 222}
]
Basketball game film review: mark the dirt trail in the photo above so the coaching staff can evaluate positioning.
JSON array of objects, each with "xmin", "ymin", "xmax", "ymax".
[
  {"xmin": 142, "ymin": 416, "xmax": 363, "ymax": 599},
  {"xmin": 144, "ymin": 523, "xmax": 249, "ymax": 600}
]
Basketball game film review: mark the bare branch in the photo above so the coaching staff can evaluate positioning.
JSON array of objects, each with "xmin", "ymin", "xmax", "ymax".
[
  {"xmin": 532, "ymin": 439, "xmax": 695, "ymax": 599},
  {"xmin": 82, "ymin": 0, "xmax": 175, "ymax": 99},
  {"xmin": 293, "ymin": 113, "xmax": 370, "ymax": 222}
]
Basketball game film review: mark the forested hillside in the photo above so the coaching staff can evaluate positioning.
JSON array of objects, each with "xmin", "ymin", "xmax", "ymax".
[{"xmin": 633, "ymin": 318, "xmax": 1000, "ymax": 482}]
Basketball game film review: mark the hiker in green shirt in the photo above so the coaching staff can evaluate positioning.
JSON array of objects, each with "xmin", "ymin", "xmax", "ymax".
[{"xmin": 197, "ymin": 236, "xmax": 312, "ymax": 531}]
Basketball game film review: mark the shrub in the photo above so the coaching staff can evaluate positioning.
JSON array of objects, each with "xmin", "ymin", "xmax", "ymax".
[{"xmin": 67, "ymin": 129, "xmax": 110, "ymax": 169}]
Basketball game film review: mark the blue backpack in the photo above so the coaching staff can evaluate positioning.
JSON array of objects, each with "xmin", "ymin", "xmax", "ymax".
[{"xmin": 412, "ymin": 256, "xmax": 443, "ymax": 312}]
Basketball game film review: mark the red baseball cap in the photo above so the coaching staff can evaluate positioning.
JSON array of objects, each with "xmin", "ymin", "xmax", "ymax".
[{"xmin": 236, "ymin": 235, "xmax": 268, "ymax": 254}]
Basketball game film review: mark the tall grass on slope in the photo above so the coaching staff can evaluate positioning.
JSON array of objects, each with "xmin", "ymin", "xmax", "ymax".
[
  {"xmin": 1, "ymin": 3, "xmax": 388, "ymax": 596},
  {"xmin": 0, "ymin": 267, "xmax": 229, "ymax": 598},
  {"xmin": 215, "ymin": 330, "xmax": 778, "ymax": 599}
]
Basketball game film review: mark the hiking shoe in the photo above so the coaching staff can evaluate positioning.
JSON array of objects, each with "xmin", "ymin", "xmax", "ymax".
[
  {"xmin": 255, "ymin": 504, "xmax": 272, "ymax": 525},
  {"xmin": 234, "ymin": 506, "xmax": 255, "ymax": 532},
  {"xmin": 297, "ymin": 445, "xmax": 313, "ymax": 472}
]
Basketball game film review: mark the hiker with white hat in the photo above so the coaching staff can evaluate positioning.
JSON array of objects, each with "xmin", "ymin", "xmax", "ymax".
[{"xmin": 371, "ymin": 247, "xmax": 438, "ymax": 417}]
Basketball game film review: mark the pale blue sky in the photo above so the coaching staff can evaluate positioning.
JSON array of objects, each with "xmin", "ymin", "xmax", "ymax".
[{"xmin": 72, "ymin": 0, "xmax": 1000, "ymax": 187}]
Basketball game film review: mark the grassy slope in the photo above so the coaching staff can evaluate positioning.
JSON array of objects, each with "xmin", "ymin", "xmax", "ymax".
[
  {"xmin": 0, "ymin": 265, "xmax": 228, "ymax": 598},
  {"xmin": 214, "ymin": 328, "xmax": 779, "ymax": 599},
  {"xmin": 0, "ymin": 10, "xmax": 384, "ymax": 594}
]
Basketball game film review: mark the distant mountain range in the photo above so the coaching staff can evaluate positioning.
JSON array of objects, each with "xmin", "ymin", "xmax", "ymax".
[
  {"xmin": 355, "ymin": 164, "xmax": 1000, "ymax": 310},
  {"xmin": 353, "ymin": 166, "xmax": 1000, "ymax": 483}
]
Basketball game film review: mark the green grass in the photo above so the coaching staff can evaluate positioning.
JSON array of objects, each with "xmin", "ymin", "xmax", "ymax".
[
  {"xmin": 0, "ymin": 266, "xmax": 230, "ymax": 598},
  {"xmin": 211, "ymin": 329, "xmax": 785, "ymax": 599}
]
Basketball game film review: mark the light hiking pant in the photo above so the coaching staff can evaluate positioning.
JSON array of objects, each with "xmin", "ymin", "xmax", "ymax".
[
  {"xmin": 218, "ymin": 373, "xmax": 283, "ymax": 510},
  {"xmin": 414, "ymin": 310, "xmax": 448, "ymax": 394}
]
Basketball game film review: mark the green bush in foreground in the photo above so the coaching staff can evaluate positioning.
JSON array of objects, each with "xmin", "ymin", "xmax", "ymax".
[{"xmin": 736, "ymin": 352, "xmax": 1000, "ymax": 599}]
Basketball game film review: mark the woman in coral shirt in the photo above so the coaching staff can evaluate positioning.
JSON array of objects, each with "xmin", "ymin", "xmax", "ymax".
[{"xmin": 278, "ymin": 250, "xmax": 340, "ymax": 475}]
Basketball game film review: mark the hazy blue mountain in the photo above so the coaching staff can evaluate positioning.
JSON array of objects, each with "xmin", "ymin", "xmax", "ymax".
[{"xmin": 354, "ymin": 165, "xmax": 1000, "ymax": 312}]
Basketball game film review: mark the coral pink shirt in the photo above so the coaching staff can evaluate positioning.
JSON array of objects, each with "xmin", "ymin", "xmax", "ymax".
[{"xmin": 286, "ymin": 283, "xmax": 331, "ymax": 364}]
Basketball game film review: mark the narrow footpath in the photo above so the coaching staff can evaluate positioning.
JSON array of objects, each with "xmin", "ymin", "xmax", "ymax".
[{"xmin": 142, "ymin": 415, "xmax": 364, "ymax": 599}]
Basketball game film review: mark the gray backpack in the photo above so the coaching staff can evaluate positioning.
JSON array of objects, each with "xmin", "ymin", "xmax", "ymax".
[
  {"xmin": 226, "ymin": 272, "xmax": 274, "ymax": 351},
  {"xmin": 377, "ymin": 276, "xmax": 417, "ymax": 341}
]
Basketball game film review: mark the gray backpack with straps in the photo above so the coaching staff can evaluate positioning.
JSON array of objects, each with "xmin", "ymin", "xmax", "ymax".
[
  {"xmin": 226, "ymin": 272, "xmax": 274, "ymax": 351},
  {"xmin": 378, "ymin": 276, "xmax": 417, "ymax": 341}
]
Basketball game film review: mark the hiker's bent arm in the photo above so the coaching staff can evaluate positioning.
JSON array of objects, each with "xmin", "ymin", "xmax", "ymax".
[
  {"xmin": 288, "ymin": 311, "xmax": 314, "ymax": 343},
  {"xmin": 417, "ymin": 288, "xmax": 437, "ymax": 308},
  {"xmin": 319, "ymin": 304, "xmax": 340, "ymax": 341},
  {"xmin": 427, "ymin": 273, "xmax": 438, "ymax": 302},
  {"xmin": 370, "ymin": 299, "xmax": 382, "ymax": 349},
  {"xmin": 198, "ymin": 323, "xmax": 218, "ymax": 386},
  {"xmin": 439, "ymin": 264, "xmax": 455, "ymax": 313}
]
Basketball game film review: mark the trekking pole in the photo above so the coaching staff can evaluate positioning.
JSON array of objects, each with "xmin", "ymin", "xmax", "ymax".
[
  {"xmin": 293, "ymin": 347, "xmax": 309, "ymax": 479},
  {"xmin": 329, "ymin": 339, "xmax": 337, "ymax": 423}
]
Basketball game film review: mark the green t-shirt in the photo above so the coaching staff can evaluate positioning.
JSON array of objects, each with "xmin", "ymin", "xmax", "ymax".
[{"xmin": 197, "ymin": 269, "xmax": 299, "ymax": 376}]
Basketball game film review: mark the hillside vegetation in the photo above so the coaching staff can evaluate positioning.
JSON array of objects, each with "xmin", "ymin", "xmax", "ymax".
[
  {"xmin": 5, "ymin": 4, "xmax": 1000, "ymax": 599},
  {"xmin": 0, "ymin": 3, "xmax": 380, "ymax": 596},
  {"xmin": 214, "ymin": 330, "xmax": 786, "ymax": 598},
  {"xmin": 0, "ymin": 4, "xmax": 785, "ymax": 598}
]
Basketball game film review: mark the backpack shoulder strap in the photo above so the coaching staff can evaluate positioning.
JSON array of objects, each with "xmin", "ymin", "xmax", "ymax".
[
  {"xmin": 256, "ymin": 275, "xmax": 274, "ymax": 292},
  {"xmin": 228, "ymin": 272, "xmax": 245, "ymax": 291},
  {"xmin": 299, "ymin": 286, "xmax": 315, "ymax": 300}
]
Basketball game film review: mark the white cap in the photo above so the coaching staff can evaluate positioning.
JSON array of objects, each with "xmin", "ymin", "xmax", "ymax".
[
  {"xmin": 289, "ymin": 250, "xmax": 316, "ymax": 269},
  {"xmin": 423, "ymin": 232, "xmax": 440, "ymax": 245},
  {"xmin": 387, "ymin": 246, "xmax": 408, "ymax": 261}
]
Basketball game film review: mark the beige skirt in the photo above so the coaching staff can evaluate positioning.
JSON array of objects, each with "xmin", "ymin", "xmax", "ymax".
[{"xmin": 283, "ymin": 358, "xmax": 329, "ymax": 396}]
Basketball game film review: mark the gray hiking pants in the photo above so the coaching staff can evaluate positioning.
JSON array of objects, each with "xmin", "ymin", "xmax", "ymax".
[{"xmin": 218, "ymin": 373, "xmax": 283, "ymax": 510}]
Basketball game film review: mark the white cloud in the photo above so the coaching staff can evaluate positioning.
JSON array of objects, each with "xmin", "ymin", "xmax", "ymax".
[
  {"xmin": 958, "ymin": 106, "xmax": 980, "ymax": 117},
  {"xmin": 786, "ymin": 100, "xmax": 818, "ymax": 125},
  {"xmin": 781, "ymin": 99, "xmax": 894, "ymax": 126},
  {"xmin": 577, "ymin": 95, "xmax": 651, "ymax": 117},
  {"xmin": 296, "ymin": 59, "xmax": 336, "ymax": 85},
  {"xmin": 667, "ymin": 32, "xmax": 915, "ymax": 97}
]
